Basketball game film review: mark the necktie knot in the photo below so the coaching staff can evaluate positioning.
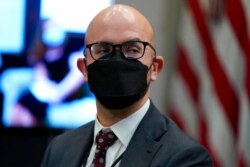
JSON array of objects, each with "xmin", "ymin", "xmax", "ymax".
[
  {"xmin": 91, "ymin": 129, "xmax": 117, "ymax": 167},
  {"xmin": 96, "ymin": 130, "xmax": 117, "ymax": 150}
]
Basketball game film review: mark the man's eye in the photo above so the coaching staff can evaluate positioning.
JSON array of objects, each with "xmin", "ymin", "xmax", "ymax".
[
  {"xmin": 99, "ymin": 49, "xmax": 110, "ymax": 54},
  {"xmin": 130, "ymin": 47, "xmax": 140, "ymax": 53},
  {"xmin": 125, "ymin": 47, "xmax": 140, "ymax": 54},
  {"xmin": 95, "ymin": 47, "xmax": 111, "ymax": 55}
]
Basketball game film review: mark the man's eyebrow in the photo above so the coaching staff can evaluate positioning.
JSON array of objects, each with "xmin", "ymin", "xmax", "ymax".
[
  {"xmin": 121, "ymin": 38, "xmax": 143, "ymax": 43},
  {"xmin": 88, "ymin": 41, "xmax": 112, "ymax": 45},
  {"xmin": 91, "ymin": 38, "xmax": 143, "ymax": 45},
  {"xmin": 126, "ymin": 38, "xmax": 142, "ymax": 42}
]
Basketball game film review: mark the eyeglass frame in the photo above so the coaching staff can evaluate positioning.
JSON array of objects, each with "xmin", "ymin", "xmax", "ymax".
[{"xmin": 84, "ymin": 40, "xmax": 157, "ymax": 60}]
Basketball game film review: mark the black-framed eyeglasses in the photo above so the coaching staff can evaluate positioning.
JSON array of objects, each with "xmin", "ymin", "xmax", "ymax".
[{"xmin": 84, "ymin": 40, "xmax": 156, "ymax": 60}]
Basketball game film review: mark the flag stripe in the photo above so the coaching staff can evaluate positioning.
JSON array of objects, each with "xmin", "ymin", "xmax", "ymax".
[
  {"xmin": 168, "ymin": 0, "xmax": 250, "ymax": 166},
  {"xmin": 168, "ymin": 108, "xmax": 186, "ymax": 131},
  {"xmin": 238, "ymin": 152, "xmax": 247, "ymax": 167},
  {"xmin": 170, "ymin": 73, "xmax": 199, "ymax": 137},
  {"xmin": 225, "ymin": 0, "xmax": 250, "ymax": 105},
  {"xmin": 177, "ymin": 45, "xmax": 221, "ymax": 167},
  {"xmin": 177, "ymin": 7, "xmax": 235, "ymax": 165},
  {"xmin": 210, "ymin": 17, "xmax": 245, "ymax": 96},
  {"xmin": 188, "ymin": 0, "xmax": 239, "ymax": 137},
  {"xmin": 225, "ymin": 1, "xmax": 250, "ymax": 166},
  {"xmin": 177, "ymin": 45, "xmax": 199, "ymax": 102}
]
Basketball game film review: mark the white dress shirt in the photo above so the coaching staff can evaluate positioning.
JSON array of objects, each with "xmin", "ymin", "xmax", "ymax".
[{"xmin": 85, "ymin": 99, "xmax": 150, "ymax": 167}]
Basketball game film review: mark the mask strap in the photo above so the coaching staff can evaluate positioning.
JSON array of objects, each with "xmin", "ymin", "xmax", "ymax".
[
  {"xmin": 144, "ymin": 56, "xmax": 156, "ymax": 89},
  {"xmin": 83, "ymin": 58, "xmax": 87, "ymax": 66},
  {"xmin": 145, "ymin": 55, "xmax": 158, "ymax": 89},
  {"xmin": 147, "ymin": 56, "xmax": 157, "ymax": 71}
]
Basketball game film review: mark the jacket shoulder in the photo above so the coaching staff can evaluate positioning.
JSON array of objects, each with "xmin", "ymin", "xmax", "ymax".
[
  {"xmin": 158, "ymin": 117, "xmax": 212, "ymax": 166},
  {"xmin": 146, "ymin": 101, "xmax": 212, "ymax": 166},
  {"xmin": 40, "ymin": 121, "xmax": 94, "ymax": 167},
  {"xmin": 54, "ymin": 121, "xmax": 95, "ymax": 142}
]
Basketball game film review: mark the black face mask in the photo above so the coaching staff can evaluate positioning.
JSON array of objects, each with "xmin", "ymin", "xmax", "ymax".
[{"xmin": 87, "ymin": 51, "xmax": 151, "ymax": 109}]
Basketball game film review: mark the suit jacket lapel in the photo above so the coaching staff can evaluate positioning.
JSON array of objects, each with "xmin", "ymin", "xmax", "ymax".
[
  {"xmin": 61, "ymin": 122, "xmax": 94, "ymax": 167},
  {"xmin": 120, "ymin": 101, "xmax": 168, "ymax": 167}
]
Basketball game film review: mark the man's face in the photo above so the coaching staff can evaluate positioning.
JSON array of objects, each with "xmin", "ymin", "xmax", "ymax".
[
  {"xmin": 77, "ymin": 5, "xmax": 164, "ymax": 110},
  {"xmin": 84, "ymin": 7, "xmax": 156, "ymax": 82}
]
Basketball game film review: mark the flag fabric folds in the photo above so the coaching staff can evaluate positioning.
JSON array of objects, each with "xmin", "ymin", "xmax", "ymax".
[{"xmin": 168, "ymin": 0, "xmax": 250, "ymax": 166}]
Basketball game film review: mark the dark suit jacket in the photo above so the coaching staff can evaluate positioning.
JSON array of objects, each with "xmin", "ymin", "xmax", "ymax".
[{"xmin": 41, "ymin": 101, "xmax": 213, "ymax": 167}]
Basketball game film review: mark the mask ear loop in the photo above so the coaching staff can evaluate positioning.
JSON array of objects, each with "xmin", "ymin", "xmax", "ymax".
[
  {"xmin": 147, "ymin": 55, "xmax": 157, "ymax": 71},
  {"xmin": 144, "ymin": 55, "xmax": 157, "ymax": 92}
]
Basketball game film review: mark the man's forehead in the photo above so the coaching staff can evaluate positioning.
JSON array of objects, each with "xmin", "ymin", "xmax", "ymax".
[
  {"xmin": 85, "ymin": 4, "xmax": 154, "ymax": 45},
  {"xmin": 87, "ymin": 5, "xmax": 142, "ymax": 34}
]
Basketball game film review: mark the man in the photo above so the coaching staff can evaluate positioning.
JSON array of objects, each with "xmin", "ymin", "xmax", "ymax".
[{"xmin": 41, "ymin": 4, "xmax": 212, "ymax": 167}]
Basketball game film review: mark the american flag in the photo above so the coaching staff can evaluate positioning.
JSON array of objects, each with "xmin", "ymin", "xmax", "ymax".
[{"xmin": 168, "ymin": 0, "xmax": 250, "ymax": 166}]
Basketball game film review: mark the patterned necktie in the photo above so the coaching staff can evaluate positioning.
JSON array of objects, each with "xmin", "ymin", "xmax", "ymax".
[{"xmin": 91, "ymin": 129, "xmax": 117, "ymax": 167}]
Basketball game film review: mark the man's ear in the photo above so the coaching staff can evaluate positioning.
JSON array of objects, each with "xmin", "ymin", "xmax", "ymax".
[
  {"xmin": 77, "ymin": 58, "xmax": 88, "ymax": 82},
  {"xmin": 150, "ymin": 55, "xmax": 164, "ymax": 81}
]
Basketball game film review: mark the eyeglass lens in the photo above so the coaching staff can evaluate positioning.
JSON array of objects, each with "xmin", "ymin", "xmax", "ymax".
[{"xmin": 89, "ymin": 41, "xmax": 146, "ymax": 60}]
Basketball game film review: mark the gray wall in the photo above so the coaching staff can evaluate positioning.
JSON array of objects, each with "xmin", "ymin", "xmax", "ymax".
[{"xmin": 115, "ymin": 0, "xmax": 182, "ymax": 112}]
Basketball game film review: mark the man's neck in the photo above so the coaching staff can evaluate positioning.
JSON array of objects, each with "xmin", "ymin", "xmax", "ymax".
[{"xmin": 96, "ymin": 92, "xmax": 149, "ymax": 127}]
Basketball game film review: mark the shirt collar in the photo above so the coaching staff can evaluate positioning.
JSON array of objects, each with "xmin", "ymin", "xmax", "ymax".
[{"xmin": 94, "ymin": 99, "xmax": 150, "ymax": 147}]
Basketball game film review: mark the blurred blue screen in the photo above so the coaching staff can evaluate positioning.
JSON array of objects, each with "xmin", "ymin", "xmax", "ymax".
[
  {"xmin": 0, "ymin": 0, "xmax": 114, "ymax": 129},
  {"xmin": 0, "ymin": 0, "xmax": 26, "ymax": 54},
  {"xmin": 40, "ymin": 0, "xmax": 114, "ymax": 33}
]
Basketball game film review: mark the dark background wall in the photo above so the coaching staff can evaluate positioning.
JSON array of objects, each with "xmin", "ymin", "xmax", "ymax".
[{"xmin": 0, "ymin": 128, "xmax": 63, "ymax": 167}]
